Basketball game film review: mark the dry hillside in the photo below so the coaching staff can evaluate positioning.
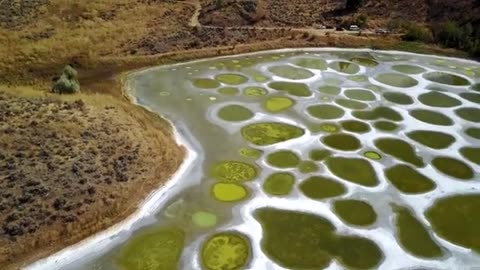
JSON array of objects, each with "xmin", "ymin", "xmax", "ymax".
[
  {"xmin": 0, "ymin": 0, "xmax": 290, "ymax": 86},
  {"xmin": 199, "ymin": 0, "xmax": 480, "ymax": 28},
  {"xmin": 0, "ymin": 88, "xmax": 184, "ymax": 269}
]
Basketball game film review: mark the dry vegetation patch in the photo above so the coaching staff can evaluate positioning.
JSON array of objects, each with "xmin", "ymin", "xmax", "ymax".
[
  {"xmin": 0, "ymin": 89, "xmax": 184, "ymax": 269},
  {"xmin": 199, "ymin": 0, "xmax": 263, "ymax": 26},
  {"xmin": 133, "ymin": 26, "xmax": 292, "ymax": 55}
]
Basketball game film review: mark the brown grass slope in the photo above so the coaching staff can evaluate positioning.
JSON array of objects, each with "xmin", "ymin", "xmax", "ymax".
[
  {"xmin": 0, "ymin": 0, "xmax": 196, "ymax": 84},
  {"xmin": 0, "ymin": 87, "xmax": 184, "ymax": 269}
]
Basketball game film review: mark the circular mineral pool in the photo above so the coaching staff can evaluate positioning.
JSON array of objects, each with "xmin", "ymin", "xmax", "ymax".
[
  {"xmin": 465, "ymin": 127, "xmax": 480, "ymax": 139},
  {"xmin": 460, "ymin": 92, "xmax": 480, "ymax": 104},
  {"xmin": 426, "ymin": 195, "xmax": 480, "ymax": 253},
  {"xmin": 318, "ymin": 85, "xmax": 341, "ymax": 95},
  {"xmin": 215, "ymin": 73, "xmax": 249, "ymax": 85},
  {"xmin": 264, "ymin": 96, "xmax": 295, "ymax": 112},
  {"xmin": 418, "ymin": 91, "xmax": 462, "ymax": 108},
  {"xmin": 341, "ymin": 120, "xmax": 371, "ymax": 133},
  {"xmin": 375, "ymin": 73, "xmax": 418, "ymax": 88},
  {"xmin": 383, "ymin": 92, "xmax": 414, "ymax": 105},
  {"xmin": 374, "ymin": 121, "xmax": 399, "ymax": 131},
  {"xmin": 244, "ymin": 86, "xmax": 268, "ymax": 96},
  {"xmin": 192, "ymin": 211, "xmax": 218, "ymax": 228},
  {"xmin": 241, "ymin": 122, "xmax": 305, "ymax": 146},
  {"xmin": 263, "ymin": 172, "xmax": 296, "ymax": 196},
  {"xmin": 322, "ymin": 133, "xmax": 362, "ymax": 151},
  {"xmin": 364, "ymin": 151, "xmax": 382, "ymax": 160},
  {"xmin": 423, "ymin": 72, "xmax": 470, "ymax": 86},
  {"xmin": 202, "ymin": 232, "xmax": 251, "ymax": 270},
  {"xmin": 326, "ymin": 157, "xmax": 379, "ymax": 187},
  {"xmin": 211, "ymin": 183, "xmax": 249, "ymax": 202},
  {"xmin": 392, "ymin": 64, "xmax": 426, "ymax": 74},
  {"xmin": 266, "ymin": 150, "xmax": 300, "ymax": 168},
  {"xmin": 268, "ymin": 81, "xmax": 311, "ymax": 97},
  {"xmin": 193, "ymin": 78, "xmax": 221, "ymax": 89},
  {"xmin": 300, "ymin": 176, "xmax": 346, "ymax": 200},
  {"xmin": 333, "ymin": 199, "xmax": 377, "ymax": 226},
  {"xmin": 455, "ymin": 107, "xmax": 480, "ymax": 123},
  {"xmin": 212, "ymin": 161, "xmax": 258, "ymax": 182},
  {"xmin": 218, "ymin": 87, "xmax": 239, "ymax": 95},
  {"xmin": 298, "ymin": 160, "xmax": 319, "ymax": 174},
  {"xmin": 344, "ymin": 89, "xmax": 376, "ymax": 101},
  {"xmin": 329, "ymin": 61, "xmax": 360, "ymax": 74},
  {"xmin": 409, "ymin": 109, "xmax": 453, "ymax": 126},
  {"xmin": 217, "ymin": 105, "xmax": 254, "ymax": 122},
  {"xmin": 117, "ymin": 227, "xmax": 185, "ymax": 270},
  {"xmin": 385, "ymin": 164, "xmax": 436, "ymax": 194},
  {"xmin": 432, "ymin": 156, "xmax": 474, "ymax": 180},
  {"xmin": 307, "ymin": 104, "xmax": 345, "ymax": 120},
  {"xmin": 294, "ymin": 58, "xmax": 327, "ymax": 70},
  {"xmin": 268, "ymin": 65, "xmax": 314, "ymax": 80}
]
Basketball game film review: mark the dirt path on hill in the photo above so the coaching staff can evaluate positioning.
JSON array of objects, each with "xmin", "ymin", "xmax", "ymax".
[{"xmin": 188, "ymin": 0, "xmax": 201, "ymax": 27}]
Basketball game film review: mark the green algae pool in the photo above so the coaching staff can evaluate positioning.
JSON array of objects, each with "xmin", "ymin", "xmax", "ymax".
[{"xmin": 52, "ymin": 49, "xmax": 480, "ymax": 270}]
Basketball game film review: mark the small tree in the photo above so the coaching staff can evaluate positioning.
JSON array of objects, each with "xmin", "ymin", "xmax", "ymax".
[{"xmin": 52, "ymin": 65, "xmax": 80, "ymax": 94}]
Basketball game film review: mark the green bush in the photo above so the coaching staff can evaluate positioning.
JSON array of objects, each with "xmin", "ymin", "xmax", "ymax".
[
  {"xmin": 390, "ymin": 19, "xmax": 480, "ymax": 57},
  {"xmin": 52, "ymin": 65, "xmax": 80, "ymax": 94},
  {"xmin": 387, "ymin": 19, "xmax": 411, "ymax": 32},
  {"xmin": 63, "ymin": 65, "xmax": 78, "ymax": 79},
  {"xmin": 402, "ymin": 24, "xmax": 433, "ymax": 43}
]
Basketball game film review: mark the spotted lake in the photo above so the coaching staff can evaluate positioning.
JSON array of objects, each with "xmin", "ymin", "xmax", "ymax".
[{"xmin": 33, "ymin": 49, "xmax": 480, "ymax": 270}]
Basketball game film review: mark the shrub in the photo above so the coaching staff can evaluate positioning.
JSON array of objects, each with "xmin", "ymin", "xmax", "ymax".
[
  {"xmin": 63, "ymin": 65, "xmax": 78, "ymax": 79},
  {"xmin": 387, "ymin": 18, "xmax": 411, "ymax": 32},
  {"xmin": 402, "ymin": 24, "xmax": 433, "ymax": 43},
  {"xmin": 52, "ymin": 65, "xmax": 80, "ymax": 94},
  {"xmin": 434, "ymin": 21, "xmax": 463, "ymax": 47},
  {"xmin": 432, "ymin": 21, "xmax": 480, "ymax": 56}
]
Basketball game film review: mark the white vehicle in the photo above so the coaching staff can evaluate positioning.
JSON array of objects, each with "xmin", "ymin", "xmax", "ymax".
[{"xmin": 349, "ymin": 25, "xmax": 360, "ymax": 31}]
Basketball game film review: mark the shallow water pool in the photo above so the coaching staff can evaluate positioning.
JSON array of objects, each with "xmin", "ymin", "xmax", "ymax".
[{"xmin": 38, "ymin": 49, "xmax": 480, "ymax": 270}]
